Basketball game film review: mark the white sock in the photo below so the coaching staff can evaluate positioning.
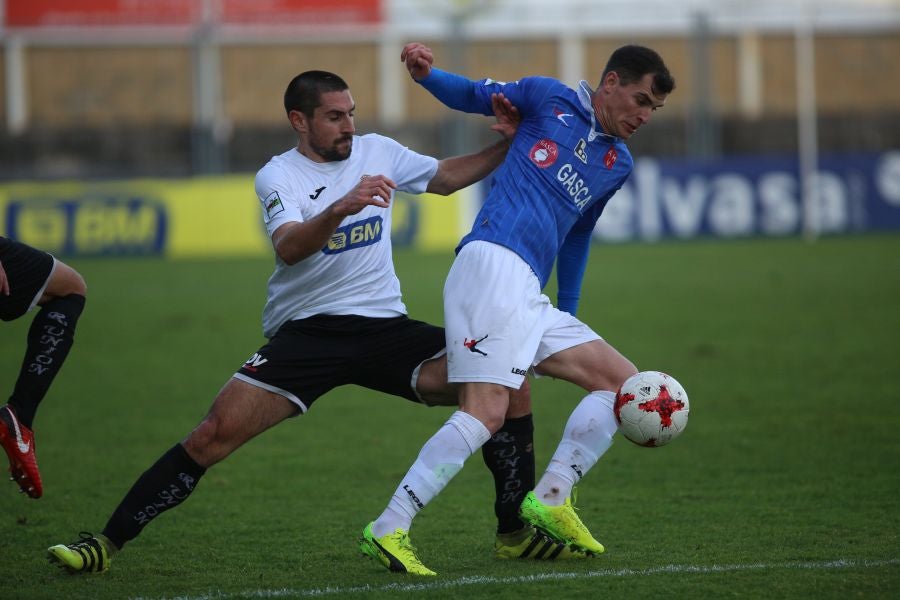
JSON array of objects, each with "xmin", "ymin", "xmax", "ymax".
[
  {"xmin": 372, "ymin": 411, "xmax": 490, "ymax": 538},
  {"xmin": 533, "ymin": 391, "xmax": 618, "ymax": 506}
]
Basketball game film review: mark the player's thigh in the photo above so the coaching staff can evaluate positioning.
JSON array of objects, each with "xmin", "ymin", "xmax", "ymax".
[
  {"xmin": 40, "ymin": 259, "xmax": 86, "ymax": 302},
  {"xmin": 535, "ymin": 338, "xmax": 637, "ymax": 393},
  {"xmin": 233, "ymin": 317, "xmax": 360, "ymax": 413},
  {"xmin": 205, "ymin": 378, "xmax": 298, "ymax": 439},
  {"xmin": 0, "ymin": 238, "xmax": 54, "ymax": 321},
  {"xmin": 443, "ymin": 242, "xmax": 544, "ymax": 388},
  {"xmin": 354, "ymin": 316, "xmax": 447, "ymax": 403},
  {"xmin": 183, "ymin": 378, "xmax": 298, "ymax": 466},
  {"xmin": 415, "ymin": 354, "xmax": 459, "ymax": 407}
]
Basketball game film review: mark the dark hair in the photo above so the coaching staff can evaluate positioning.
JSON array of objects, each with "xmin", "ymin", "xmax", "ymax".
[
  {"xmin": 602, "ymin": 45, "xmax": 675, "ymax": 96},
  {"xmin": 283, "ymin": 70, "xmax": 349, "ymax": 117}
]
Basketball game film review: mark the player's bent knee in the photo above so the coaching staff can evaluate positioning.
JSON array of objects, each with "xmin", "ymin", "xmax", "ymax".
[
  {"xmin": 45, "ymin": 262, "xmax": 87, "ymax": 300},
  {"xmin": 182, "ymin": 413, "xmax": 239, "ymax": 468},
  {"xmin": 182, "ymin": 419, "xmax": 221, "ymax": 468}
]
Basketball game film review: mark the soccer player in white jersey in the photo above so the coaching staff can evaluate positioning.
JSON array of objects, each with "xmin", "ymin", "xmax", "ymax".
[
  {"xmin": 46, "ymin": 70, "xmax": 584, "ymax": 576},
  {"xmin": 360, "ymin": 44, "xmax": 675, "ymax": 574}
]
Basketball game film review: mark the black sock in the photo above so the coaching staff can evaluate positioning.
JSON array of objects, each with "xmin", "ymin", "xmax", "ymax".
[
  {"xmin": 8, "ymin": 294, "xmax": 85, "ymax": 428},
  {"xmin": 101, "ymin": 443, "xmax": 207, "ymax": 549},
  {"xmin": 481, "ymin": 413, "xmax": 535, "ymax": 535}
]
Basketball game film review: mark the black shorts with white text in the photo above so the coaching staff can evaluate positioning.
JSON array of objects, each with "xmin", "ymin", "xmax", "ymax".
[{"xmin": 235, "ymin": 314, "xmax": 446, "ymax": 412}]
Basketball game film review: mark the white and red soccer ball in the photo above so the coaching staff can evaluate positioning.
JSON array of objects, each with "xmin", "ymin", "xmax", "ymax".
[{"xmin": 614, "ymin": 371, "xmax": 689, "ymax": 447}]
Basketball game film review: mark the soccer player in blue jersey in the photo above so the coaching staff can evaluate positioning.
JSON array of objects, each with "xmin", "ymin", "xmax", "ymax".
[{"xmin": 360, "ymin": 42, "xmax": 675, "ymax": 575}]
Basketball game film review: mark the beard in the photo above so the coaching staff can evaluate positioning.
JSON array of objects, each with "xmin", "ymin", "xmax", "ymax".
[{"xmin": 311, "ymin": 136, "xmax": 353, "ymax": 162}]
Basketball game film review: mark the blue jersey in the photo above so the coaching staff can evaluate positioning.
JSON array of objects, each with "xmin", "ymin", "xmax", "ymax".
[{"xmin": 420, "ymin": 69, "xmax": 634, "ymax": 311}]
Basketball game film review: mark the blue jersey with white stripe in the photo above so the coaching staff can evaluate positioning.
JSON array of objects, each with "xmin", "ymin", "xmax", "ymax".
[{"xmin": 421, "ymin": 69, "xmax": 633, "ymax": 292}]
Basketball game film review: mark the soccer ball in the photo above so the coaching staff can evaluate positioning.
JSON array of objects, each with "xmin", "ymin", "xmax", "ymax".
[{"xmin": 614, "ymin": 371, "xmax": 689, "ymax": 447}]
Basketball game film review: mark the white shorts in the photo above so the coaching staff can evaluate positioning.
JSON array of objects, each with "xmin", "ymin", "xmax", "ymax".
[{"xmin": 443, "ymin": 241, "xmax": 601, "ymax": 388}]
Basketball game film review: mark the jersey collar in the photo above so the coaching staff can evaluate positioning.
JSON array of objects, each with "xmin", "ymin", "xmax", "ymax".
[{"xmin": 578, "ymin": 80, "xmax": 621, "ymax": 144}]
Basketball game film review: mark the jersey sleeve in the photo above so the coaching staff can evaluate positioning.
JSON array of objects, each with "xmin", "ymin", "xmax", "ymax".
[
  {"xmin": 372, "ymin": 134, "xmax": 439, "ymax": 194},
  {"xmin": 556, "ymin": 213, "xmax": 595, "ymax": 315},
  {"xmin": 418, "ymin": 68, "xmax": 551, "ymax": 120},
  {"xmin": 255, "ymin": 162, "xmax": 305, "ymax": 237},
  {"xmin": 556, "ymin": 169, "xmax": 631, "ymax": 313}
]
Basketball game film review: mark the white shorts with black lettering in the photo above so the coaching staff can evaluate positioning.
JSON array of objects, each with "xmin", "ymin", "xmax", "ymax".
[{"xmin": 443, "ymin": 241, "xmax": 601, "ymax": 388}]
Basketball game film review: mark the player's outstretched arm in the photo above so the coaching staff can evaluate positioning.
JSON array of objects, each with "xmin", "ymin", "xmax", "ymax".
[
  {"xmin": 272, "ymin": 175, "xmax": 396, "ymax": 264},
  {"xmin": 427, "ymin": 140, "xmax": 510, "ymax": 195},
  {"xmin": 402, "ymin": 41, "xmax": 500, "ymax": 116},
  {"xmin": 426, "ymin": 93, "xmax": 519, "ymax": 195}
]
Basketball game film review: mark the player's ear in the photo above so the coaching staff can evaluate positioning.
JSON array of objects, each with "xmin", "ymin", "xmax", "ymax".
[
  {"xmin": 288, "ymin": 109, "xmax": 308, "ymax": 134},
  {"xmin": 601, "ymin": 71, "xmax": 620, "ymax": 93}
]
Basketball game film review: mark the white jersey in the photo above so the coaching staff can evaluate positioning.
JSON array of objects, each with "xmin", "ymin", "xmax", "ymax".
[{"xmin": 255, "ymin": 133, "xmax": 439, "ymax": 338}]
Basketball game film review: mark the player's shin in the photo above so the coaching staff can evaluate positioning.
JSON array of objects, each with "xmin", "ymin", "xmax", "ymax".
[
  {"xmin": 8, "ymin": 294, "xmax": 85, "ymax": 428},
  {"xmin": 534, "ymin": 391, "xmax": 617, "ymax": 505},
  {"xmin": 100, "ymin": 443, "xmax": 207, "ymax": 550},
  {"xmin": 372, "ymin": 410, "xmax": 490, "ymax": 537},
  {"xmin": 482, "ymin": 414, "xmax": 535, "ymax": 534}
]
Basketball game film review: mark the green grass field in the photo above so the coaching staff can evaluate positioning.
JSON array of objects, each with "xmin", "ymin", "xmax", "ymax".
[{"xmin": 1, "ymin": 235, "xmax": 899, "ymax": 599}]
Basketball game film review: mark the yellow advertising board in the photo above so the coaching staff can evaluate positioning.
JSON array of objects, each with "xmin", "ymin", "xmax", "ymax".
[{"xmin": 0, "ymin": 176, "xmax": 469, "ymax": 258}]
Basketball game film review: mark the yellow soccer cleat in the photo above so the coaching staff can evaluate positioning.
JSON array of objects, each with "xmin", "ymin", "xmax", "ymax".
[
  {"xmin": 359, "ymin": 522, "xmax": 436, "ymax": 576},
  {"xmin": 495, "ymin": 525, "xmax": 591, "ymax": 560},
  {"xmin": 47, "ymin": 532, "xmax": 114, "ymax": 574},
  {"xmin": 519, "ymin": 490, "xmax": 605, "ymax": 555}
]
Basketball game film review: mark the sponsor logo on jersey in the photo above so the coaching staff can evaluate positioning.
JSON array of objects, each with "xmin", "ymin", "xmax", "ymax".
[
  {"xmin": 529, "ymin": 139, "xmax": 559, "ymax": 169},
  {"xmin": 604, "ymin": 147, "xmax": 618, "ymax": 169},
  {"xmin": 263, "ymin": 191, "xmax": 284, "ymax": 221},
  {"xmin": 556, "ymin": 163, "xmax": 592, "ymax": 209},
  {"xmin": 322, "ymin": 215, "xmax": 383, "ymax": 254},
  {"xmin": 309, "ymin": 186, "xmax": 326, "ymax": 200},
  {"xmin": 242, "ymin": 352, "xmax": 268, "ymax": 373},
  {"xmin": 554, "ymin": 108, "xmax": 573, "ymax": 127},
  {"xmin": 575, "ymin": 138, "xmax": 588, "ymax": 164}
]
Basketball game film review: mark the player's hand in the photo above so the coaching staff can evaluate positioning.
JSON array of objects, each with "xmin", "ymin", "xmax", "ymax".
[
  {"xmin": 490, "ymin": 93, "xmax": 521, "ymax": 142},
  {"xmin": 0, "ymin": 259, "xmax": 8, "ymax": 296},
  {"xmin": 401, "ymin": 42, "xmax": 434, "ymax": 81},
  {"xmin": 334, "ymin": 174, "xmax": 396, "ymax": 217}
]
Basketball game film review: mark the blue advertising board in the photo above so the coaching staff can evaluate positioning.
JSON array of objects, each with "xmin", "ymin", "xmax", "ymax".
[{"xmin": 593, "ymin": 150, "xmax": 900, "ymax": 242}]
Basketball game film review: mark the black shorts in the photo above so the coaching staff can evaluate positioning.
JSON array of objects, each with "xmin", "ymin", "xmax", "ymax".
[
  {"xmin": 0, "ymin": 237, "xmax": 55, "ymax": 322},
  {"xmin": 233, "ymin": 314, "xmax": 446, "ymax": 413}
]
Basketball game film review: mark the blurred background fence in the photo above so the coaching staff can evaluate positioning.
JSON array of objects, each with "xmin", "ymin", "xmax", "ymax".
[{"xmin": 1, "ymin": 0, "xmax": 899, "ymax": 252}]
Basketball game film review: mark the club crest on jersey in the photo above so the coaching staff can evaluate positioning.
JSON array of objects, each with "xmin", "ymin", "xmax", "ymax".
[
  {"xmin": 529, "ymin": 139, "xmax": 559, "ymax": 169},
  {"xmin": 262, "ymin": 191, "xmax": 284, "ymax": 222},
  {"xmin": 604, "ymin": 147, "xmax": 618, "ymax": 170},
  {"xmin": 322, "ymin": 215, "xmax": 383, "ymax": 255}
]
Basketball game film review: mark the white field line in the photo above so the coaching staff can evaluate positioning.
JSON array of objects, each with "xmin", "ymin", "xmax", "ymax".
[{"xmin": 133, "ymin": 558, "xmax": 900, "ymax": 600}]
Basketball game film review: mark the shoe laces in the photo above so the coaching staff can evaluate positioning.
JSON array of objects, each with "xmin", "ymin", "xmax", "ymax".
[
  {"xmin": 392, "ymin": 531, "xmax": 426, "ymax": 565},
  {"xmin": 69, "ymin": 531, "xmax": 101, "ymax": 551},
  {"xmin": 562, "ymin": 488, "xmax": 592, "ymax": 535}
]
